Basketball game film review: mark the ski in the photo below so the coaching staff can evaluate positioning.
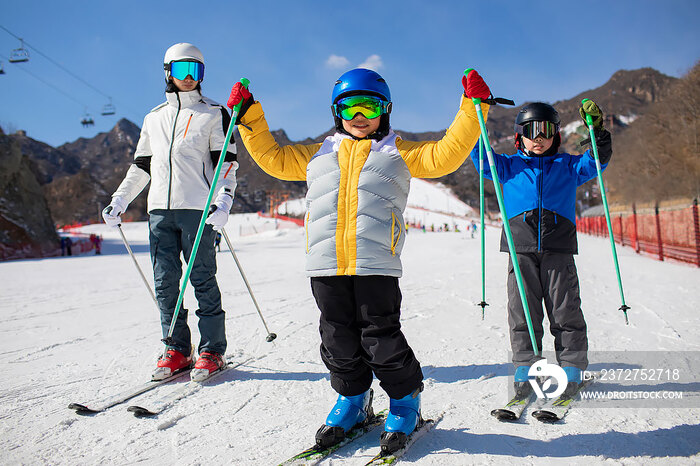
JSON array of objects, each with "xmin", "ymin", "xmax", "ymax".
[
  {"xmin": 490, "ymin": 391, "xmax": 536, "ymax": 421},
  {"xmin": 68, "ymin": 367, "xmax": 192, "ymax": 415},
  {"xmin": 531, "ymin": 376, "xmax": 595, "ymax": 422},
  {"xmin": 364, "ymin": 413, "xmax": 444, "ymax": 466},
  {"xmin": 126, "ymin": 358, "xmax": 250, "ymax": 417},
  {"xmin": 278, "ymin": 409, "xmax": 388, "ymax": 466}
]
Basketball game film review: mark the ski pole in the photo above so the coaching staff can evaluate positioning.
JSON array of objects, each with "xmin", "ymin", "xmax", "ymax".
[
  {"xmin": 465, "ymin": 69, "xmax": 539, "ymax": 356},
  {"xmin": 478, "ymin": 134, "xmax": 488, "ymax": 319},
  {"xmin": 162, "ymin": 78, "xmax": 250, "ymax": 353},
  {"xmin": 117, "ymin": 224, "xmax": 159, "ymax": 308},
  {"xmin": 220, "ymin": 228, "xmax": 277, "ymax": 342},
  {"xmin": 582, "ymin": 98, "xmax": 630, "ymax": 324}
]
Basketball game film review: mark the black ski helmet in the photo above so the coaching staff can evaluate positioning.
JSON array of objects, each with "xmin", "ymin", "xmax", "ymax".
[{"xmin": 514, "ymin": 102, "xmax": 561, "ymax": 154}]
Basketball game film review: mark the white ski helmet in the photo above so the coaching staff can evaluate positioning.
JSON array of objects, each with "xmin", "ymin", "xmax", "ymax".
[{"xmin": 163, "ymin": 43, "xmax": 204, "ymax": 81}]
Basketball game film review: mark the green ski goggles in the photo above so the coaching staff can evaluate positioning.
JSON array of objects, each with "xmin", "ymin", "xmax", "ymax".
[{"xmin": 333, "ymin": 95, "xmax": 390, "ymax": 121}]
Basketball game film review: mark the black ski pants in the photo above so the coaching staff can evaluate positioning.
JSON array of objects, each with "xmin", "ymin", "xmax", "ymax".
[
  {"xmin": 311, "ymin": 275, "xmax": 423, "ymax": 400},
  {"xmin": 507, "ymin": 252, "xmax": 588, "ymax": 370}
]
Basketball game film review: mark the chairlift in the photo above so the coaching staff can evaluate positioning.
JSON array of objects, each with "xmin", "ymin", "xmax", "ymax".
[
  {"xmin": 101, "ymin": 98, "xmax": 116, "ymax": 116},
  {"xmin": 0, "ymin": 61, "xmax": 5, "ymax": 75},
  {"xmin": 81, "ymin": 110, "xmax": 95, "ymax": 128},
  {"xmin": 8, "ymin": 39, "xmax": 30, "ymax": 63}
]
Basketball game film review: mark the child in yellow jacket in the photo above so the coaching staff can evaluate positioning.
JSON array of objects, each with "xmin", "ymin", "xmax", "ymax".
[{"xmin": 227, "ymin": 68, "xmax": 490, "ymax": 453}]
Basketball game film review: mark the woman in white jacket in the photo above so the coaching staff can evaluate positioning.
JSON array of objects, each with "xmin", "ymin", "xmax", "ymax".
[{"xmin": 102, "ymin": 43, "xmax": 238, "ymax": 381}]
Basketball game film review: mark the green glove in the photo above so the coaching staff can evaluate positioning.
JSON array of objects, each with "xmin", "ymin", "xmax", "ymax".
[{"xmin": 579, "ymin": 99, "xmax": 604, "ymax": 129}]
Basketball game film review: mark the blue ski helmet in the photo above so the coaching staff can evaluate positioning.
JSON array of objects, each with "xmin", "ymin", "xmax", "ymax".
[
  {"xmin": 331, "ymin": 68, "xmax": 392, "ymax": 140},
  {"xmin": 332, "ymin": 68, "xmax": 391, "ymax": 104}
]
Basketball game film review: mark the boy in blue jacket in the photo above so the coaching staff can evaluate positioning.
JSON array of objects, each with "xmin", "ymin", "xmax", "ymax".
[{"xmin": 472, "ymin": 101, "xmax": 611, "ymax": 396}]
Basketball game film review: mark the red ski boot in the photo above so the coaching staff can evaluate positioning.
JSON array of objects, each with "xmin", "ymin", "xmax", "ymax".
[
  {"xmin": 191, "ymin": 352, "xmax": 226, "ymax": 382},
  {"xmin": 152, "ymin": 349, "xmax": 193, "ymax": 381}
]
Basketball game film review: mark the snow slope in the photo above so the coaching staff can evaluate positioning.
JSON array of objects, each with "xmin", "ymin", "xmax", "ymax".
[{"xmin": 1, "ymin": 203, "xmax": 700, "ymax": 464}]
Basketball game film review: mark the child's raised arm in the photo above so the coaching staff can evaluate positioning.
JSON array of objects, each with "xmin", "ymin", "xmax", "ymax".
[
  {"xmin": 227, "ymin": 82, "xmax": 321, "ymax": 181},
  {"xmin": 397, "ymin": 70, "xmax": 490, "ymax": 178}
]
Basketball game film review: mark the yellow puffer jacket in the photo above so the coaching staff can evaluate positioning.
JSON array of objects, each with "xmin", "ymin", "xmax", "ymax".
[{"xmin": 238, "ymin": 96, "xmax": 487, "ymax": 277}]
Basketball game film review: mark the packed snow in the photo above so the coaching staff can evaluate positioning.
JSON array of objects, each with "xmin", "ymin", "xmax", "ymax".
[{"xmin": 1, "ymin": 180, "xmax": 699, "ymax": 465}]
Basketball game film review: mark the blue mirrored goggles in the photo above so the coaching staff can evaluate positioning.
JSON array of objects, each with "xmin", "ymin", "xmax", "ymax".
[{"xmin": 168, "ymin": 60, "xmax": 204, "ymax": 81}]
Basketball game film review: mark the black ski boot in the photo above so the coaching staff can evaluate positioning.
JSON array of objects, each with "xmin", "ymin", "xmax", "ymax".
[{"xmin": 514, "ymin": 381, "xmax": 533, "ymax": 399}]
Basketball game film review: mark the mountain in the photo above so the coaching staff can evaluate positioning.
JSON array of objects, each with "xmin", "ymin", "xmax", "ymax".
[
  {"xmin": 602, "ymin": 62, "xmax": 700, "ymax": 203},
  {"xmin": 0, "ymin": 128, "xmax": 59, "ymax": 260}
]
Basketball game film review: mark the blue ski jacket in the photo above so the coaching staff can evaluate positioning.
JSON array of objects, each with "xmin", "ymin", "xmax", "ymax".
[{"xmin": 470, "ymin": 130, "xmax": 612, "ymax": 254}]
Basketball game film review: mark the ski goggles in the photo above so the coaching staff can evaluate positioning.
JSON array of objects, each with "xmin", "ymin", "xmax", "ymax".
[
  {"xmin": 517, "ymin": 120, "xmax": 559, "ymax": 139},
  {"xmin": 333, "ymin": 95, "xmax": 390, "ymax": 120},
  {"xmin": 168, "ymin": 60, "xmax": 204, "ymax": 81}
]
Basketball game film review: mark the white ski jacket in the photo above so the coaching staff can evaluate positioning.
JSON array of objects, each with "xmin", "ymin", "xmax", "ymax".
[{"xmin": 113, "ymin": 89, "xmax": 238, "ymax": 212}]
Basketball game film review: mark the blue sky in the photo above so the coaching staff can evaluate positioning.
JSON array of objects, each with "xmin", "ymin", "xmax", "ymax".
[{"xmin": 1, "ymin": 0, "xmax": 698, "ymax": 148}]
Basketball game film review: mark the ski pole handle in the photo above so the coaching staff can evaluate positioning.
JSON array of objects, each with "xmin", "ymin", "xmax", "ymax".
[
  {"xmin": 463, "ymin": 68, "xmax": 482, "ymax": 105},
  {"xmin": 463, "ymin": 69, "xmax": 515, "ymax": 106},
  {"xmin": 582, "ymin": 98, "xmax": 595, "ymax": 127},
  {"xmin": 230, "ymin": 78, "xmax": 250, "ymax": 115}
]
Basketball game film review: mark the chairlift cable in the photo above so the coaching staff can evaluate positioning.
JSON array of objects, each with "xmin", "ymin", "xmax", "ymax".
[
  {"xmin": 0, "ymin": 24, "xmax": 142, "ymax": 120},
  {"xmin": 0, "ymin": 52, "xmax": 91, "ymax": 110},
  {"xmin": 0, "ymin": 23, "xmax": 110, "ymax": 100}
]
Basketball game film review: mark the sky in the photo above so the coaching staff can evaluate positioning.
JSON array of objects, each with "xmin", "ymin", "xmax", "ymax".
[{"xmin": 0, "ymin": 0, "xmax": 699, "ymax": 148}]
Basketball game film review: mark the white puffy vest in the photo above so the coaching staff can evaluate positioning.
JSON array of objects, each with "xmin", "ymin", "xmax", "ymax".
[{"xmin": 305, "ymin": 131, "xmax": 410, "ymax": 277}]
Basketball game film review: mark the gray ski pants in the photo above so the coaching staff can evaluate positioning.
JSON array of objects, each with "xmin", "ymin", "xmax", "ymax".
[
  {"xmin": 149, "ymin": 209, "xmax": 226, "ymax": 356},
  {"xmin": 507, "ymin": 252, "xmax": 588, "ymax": 370}
]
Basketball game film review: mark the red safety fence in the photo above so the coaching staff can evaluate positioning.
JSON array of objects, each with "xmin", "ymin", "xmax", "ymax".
[{"xmin": 577, "ymin": 199, "xmax": 700, "ymax": 267}]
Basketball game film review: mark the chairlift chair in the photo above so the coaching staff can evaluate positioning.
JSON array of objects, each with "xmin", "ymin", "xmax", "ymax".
[
  {"xmin": 0, "ymin": 62, "xmax": 5, "ymax": 75},
  {"xmin": 81, "ymin": 111, "xmax": 95, "ymax": 128},
  {"xmin": 101, "ymin": 98, "xmax": 116, "ymax": 116},
  {"xmin": 9, "ymin": 39, "xmax": 29, "ymax": 63}
]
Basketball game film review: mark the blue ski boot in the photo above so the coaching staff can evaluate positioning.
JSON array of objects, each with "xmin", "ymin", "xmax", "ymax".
[
  {"xmin": 380, "ymin": 387, "xmax": 422, "ymax": 454},
  {"xmin": 562, "ymin": 366, "xmax": 583, "ymax": 397},
  {"xmin": 513, "ymin": 365, "xmax": 533, "ymax": 398},
  {"xmin": 315, "ymin": 389, "xmax": 374, "ymax": 448}
]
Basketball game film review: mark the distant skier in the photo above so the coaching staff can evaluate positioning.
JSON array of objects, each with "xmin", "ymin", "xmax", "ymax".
[
  {"xmin": 215, "ymin": 232, "xmax": 222, "ymax": 252},
  {"xmin": 470, "ymin": 101, "xmax": 612, "ymax": 398},
  {"xmin": 227, "ymin": 67, "xmax": 491, "ymax": 453},
  {"xmin": 102, "ymin": 43, "xmax": 238, "ymax": 381},
  {"xmin": 470, "ymin": 220, "xmax": 477, "ymax": 238}
]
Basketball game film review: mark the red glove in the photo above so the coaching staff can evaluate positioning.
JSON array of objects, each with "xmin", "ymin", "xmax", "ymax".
[
  {"xmin": 227, "ymin": 82, "xmax": 253, "ymax": 110},
  {"xmin": 461, "ymin": 69, "xmax": 491, "ymax": 100}
]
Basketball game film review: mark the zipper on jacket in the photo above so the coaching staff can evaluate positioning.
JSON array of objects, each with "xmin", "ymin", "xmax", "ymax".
[
  {"xmin": 537, "ymin": 157, "xmax": 543, "ymax": 251},
  {"xmin": 342, "ymin": 144, "xmax": 357, "ymax": 270},
  {"xmin": 390, "ymin": 212, "xmax": 402, "ymax": 255},
  {"xmin": 183, "ymin": 114, "xmax": 193, "ymax": 139},
  {"xmin": 167, "ymin": 93, "xmax": 182, "ymax": 210},
  {"xmin": 305, "ymin": 212, "xmax": 310, "ymax": 253}
]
